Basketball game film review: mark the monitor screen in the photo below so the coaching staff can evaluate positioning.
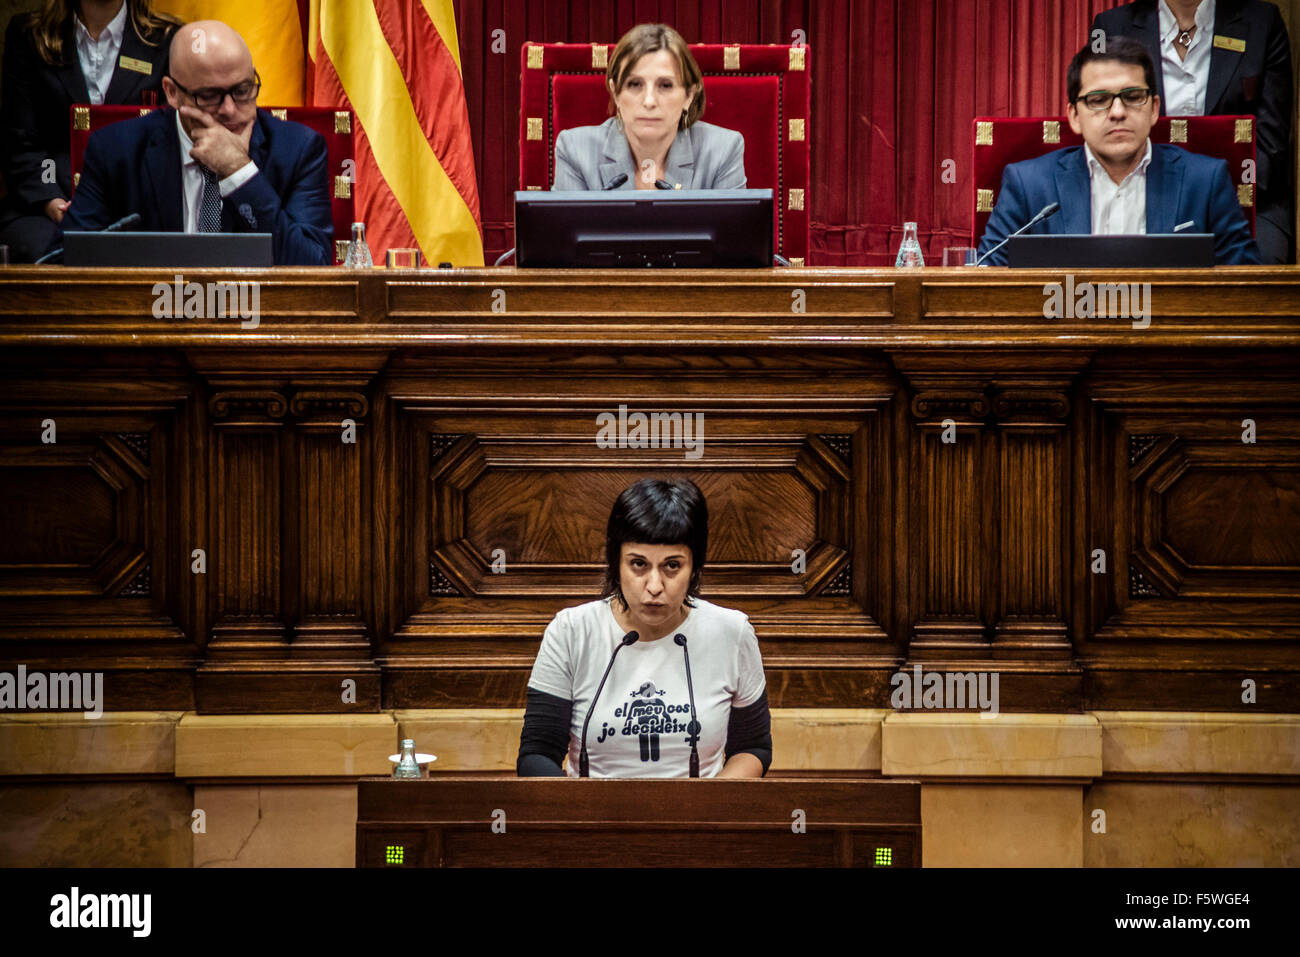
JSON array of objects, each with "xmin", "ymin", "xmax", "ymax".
[{"xmin": 513, "ymin": 189, "xmax": 774, "ymax": 267}]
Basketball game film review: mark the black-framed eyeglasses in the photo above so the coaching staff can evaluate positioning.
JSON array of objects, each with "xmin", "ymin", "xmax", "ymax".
[
  {"xmin": 1075, "ymin": 87, "xmax": 1153, "ymax": 112},
  {"xmin": 168, "ymin": 70, "xmax": 261, "ymax": 109}
]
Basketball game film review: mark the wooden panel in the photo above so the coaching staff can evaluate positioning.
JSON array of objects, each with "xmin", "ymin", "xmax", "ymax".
[{"xmin": 0, "ymin": 269, "xmax": 1296, "ymax": 714}]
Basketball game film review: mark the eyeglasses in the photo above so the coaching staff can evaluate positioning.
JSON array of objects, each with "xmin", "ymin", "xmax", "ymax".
[
  {"xmin": 1075, "ymin": 87, "xmax": 1153, "ymax": 112},
  {"xmin": 168, "ymin": 70, "xmax": 261, "ymax": 109}
]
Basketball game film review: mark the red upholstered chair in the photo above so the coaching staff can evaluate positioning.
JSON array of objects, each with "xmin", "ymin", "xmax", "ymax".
[
  {"xmin": 972, "ymin": 115, "xmax": 1258, "ymax": 246},
  {"xmin": 70, "ymin": 104, "xmax": 357, "ymax": 264},
  {"xmin": 519, "ymin": 42, "xmax": 811, "ymax": 266}
]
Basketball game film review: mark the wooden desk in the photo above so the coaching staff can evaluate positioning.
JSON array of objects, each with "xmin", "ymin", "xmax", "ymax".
[
  {"xmin": 355, "ymin": 776, "xmax": 921, "ymax": 867},
  {"xmin": 0, "ymin": 267, "xmax": 1297, "ymax": 714}
]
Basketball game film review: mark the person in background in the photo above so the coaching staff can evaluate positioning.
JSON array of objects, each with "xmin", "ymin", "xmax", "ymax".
[
  {"xmin": 978, "ymin": 36, "xmax": 1259, "ymax": 266},
  {"xmin": 1091, "ymin": 0, "xmax": 1293, "ymax": 263},
  {"xmin": 552, "ymin": 22, "xmax": 746, "ymax": 191},
  {"xmin": 0, "ymin": 0, "xmax": 178, "ymax": 262},
  {"xmin": 63, "ymin": 19, "xmax": 333, "ymax": 265},
  {"xmin": 518, "ymin": 478, "xmax": 771, "ymax": 779}
]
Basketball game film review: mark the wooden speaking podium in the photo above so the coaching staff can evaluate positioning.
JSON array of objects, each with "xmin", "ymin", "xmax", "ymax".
[{"xmin": 356, "ymin": 776, "xmax": 921, "ymax": 867}]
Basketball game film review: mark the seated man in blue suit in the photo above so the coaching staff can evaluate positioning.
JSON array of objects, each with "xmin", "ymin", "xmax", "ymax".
[
  {"xmin": 63, "ymin": 19, "xmax": 331, "ymax": 266},
  {"xmin": 978, "ymin": 36, "xmax": 1259, "ymax": 266}
]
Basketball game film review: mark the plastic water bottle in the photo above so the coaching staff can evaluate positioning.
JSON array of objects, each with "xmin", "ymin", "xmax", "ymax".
[
  {"xmin": 895, "ymin": 221, "xmax": 925, "ymax": 267},
  {"xmin": 345, "ymin": 222, "xmax": 373, "ymax": 268},
  {"xmin": 393, "ymin": 738, "xmax": 421, "ymax": 778}
]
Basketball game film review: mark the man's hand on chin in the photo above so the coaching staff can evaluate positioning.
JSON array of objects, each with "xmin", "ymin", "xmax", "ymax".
[{"xmin": 181, "ymin": 106, "xmax": 254, "ymax": 179}]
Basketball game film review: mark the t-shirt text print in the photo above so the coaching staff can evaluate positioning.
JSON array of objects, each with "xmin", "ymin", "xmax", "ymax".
[{"xmin": 527, "ymin": 597, "xmax": 766, "ymax": 778}]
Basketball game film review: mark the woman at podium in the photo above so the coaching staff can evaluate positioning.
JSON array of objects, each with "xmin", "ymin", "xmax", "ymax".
[
  {"xmin": 518, "ymin": 478, "xmax": 771, "ymax": 778},
  {"xmin": 552, "ymin": 23, "xmax": 747, "ymax": 191}
]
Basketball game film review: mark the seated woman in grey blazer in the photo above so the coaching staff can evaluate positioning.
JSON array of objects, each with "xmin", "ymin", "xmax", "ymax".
[{"xmin": 553, "ymin": 23, "xmax": 746, "ymax": 191}]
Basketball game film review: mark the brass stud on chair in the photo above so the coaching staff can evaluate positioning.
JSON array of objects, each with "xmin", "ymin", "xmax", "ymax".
[
  {"xmin": 975, "ymin": 121, "xmax": 993, "ymax": 146},
  {"xmin": 139, "ymin": 107, "xmax": 151, "ymax": 117},
  {"xmin": 527, "ymin": 45, "xmax": 544, "ymax": 69},
  {"xmin": 789, "ymin": 47, "xmax": 805, "ymax": 71},
  {"xmin": 526, "ymin": 117, "xmax": 543, "ymax": 141},
  {"xmin": 1042, "ymin": 120, "xmax": 1060, "ymax": 144},
  {"xmin": 335, "ymin": 240, "xmax": 349, "ymax": 262},
  {"xmin": 335, "ymin": 111, "xmax": 351, "ymax": 134},
  {"xmin": 73, "ymin": 173, "xmax": 80, "ymax": 188},
  {"xmin": 1169, "ymin": 118, "xmax": 1188, "ymax": 143},
  {"xmin": 591, "ymin": 44, "xmax": 608, "ymax": 70},
  {"xmin": 334, "ymin": 175, "xmax": 352, "ymax": 199},
  {"xmin": 789, "ymin": 119, "xmax": 805, "ymax": 142},
  {"xmin": 789, "ymin": 257, "xmax": 805, "ymax": 266},
  {"xmin": 1237, "ymin": 183, "xmax": 1255, "ymax": 206},
  {"xmin": 724, "ymin": 46, "xmax": 740, "ymax": 70},
  {"xmin": 1235, "ymin": 118, "xmax": 1253, "ymax": 143},
  {"xmin": 73, "ymin": 107, "xmax": 90, "ymax": 131},
  {"xmin": 271, "ymin": 108, "xmax": 287, "ymax": 121},
  {"xmin": 788, "ymin": 188, "xmax": 805, "ymax": 211},
  {"xmin": 977, "ymin": 188, "xmax": 994, "ymax": 213}
]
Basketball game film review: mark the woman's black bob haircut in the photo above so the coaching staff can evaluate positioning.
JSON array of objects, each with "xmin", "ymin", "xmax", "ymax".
[{"xmin": 601, "ymin": 478, "xmax": 708, "ymax": 609}]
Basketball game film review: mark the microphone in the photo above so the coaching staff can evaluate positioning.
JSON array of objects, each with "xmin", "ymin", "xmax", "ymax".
[
  {"xmin": 603, "ymin": 173, "xmax": 629, "ymax": 190},
  {"xmin": 34, "ymin": 212, "xmax": 143, "ymax": 265},
  {"xmin": 673, "ymin": 633, "xmax": 700, "ymax": 778},
  {"xmin": 492, "ymin": 247, "xmax": 515, "ymax": 266},
  {"xmin": 653, "ymin": 179, "xmax": 674, "ymax": 190},
  {"xmin": 974, "ymin": 202, "xmax": 1060, "ymax": 266},
  {"xmin": 578, "ymin": 629, "xmax": 639, "ymax": 777}
]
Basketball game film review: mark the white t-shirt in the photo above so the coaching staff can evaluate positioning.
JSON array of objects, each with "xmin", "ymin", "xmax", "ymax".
[{"xmin": 527, "ymin": 597, "xmax": 766, "ymax": 778}]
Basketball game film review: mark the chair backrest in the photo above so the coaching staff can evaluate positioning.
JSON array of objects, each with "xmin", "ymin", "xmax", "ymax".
[
  {"xmin": 972, "ymin": 115, "xmax": 1258, "ymax": 246},
  {"xmin": 519, "ymin": 42, "xmax": 811, "ymax": 266},
  {"xmin": 70, "ymin": 105, "xmax": 357, "ymax": 264}
]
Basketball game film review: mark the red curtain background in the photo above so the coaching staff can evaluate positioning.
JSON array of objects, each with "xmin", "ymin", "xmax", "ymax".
[{"xmin": 452, "ymin": 1, "xmax": 1134, "ymax": 265}]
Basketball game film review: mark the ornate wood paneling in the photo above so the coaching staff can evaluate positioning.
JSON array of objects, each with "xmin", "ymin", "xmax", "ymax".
[{"xmin": 0, "ymin": 268, "xmax": 1297, "ymax": 714}]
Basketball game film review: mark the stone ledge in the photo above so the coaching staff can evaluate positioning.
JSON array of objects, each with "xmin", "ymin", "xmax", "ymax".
[
  {"xmin": 1092, "ymin": 711, "xmax": 1300, "ymax": 776},
  {"xmin": 0, "ymin": 711, "xmax": 183, "ymax": 776},
  {"xmin": 882, "ymin": 713, "xmax": 1103, "ymax": 778},
  {"xmin": 175, "ymin": 714, "xmax": 395, "ymax": 778}
]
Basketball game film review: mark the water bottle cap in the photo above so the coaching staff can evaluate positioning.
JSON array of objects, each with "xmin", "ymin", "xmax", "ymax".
[{"xmin": 400, "ymin": 738, "xmax": 414, "ymax": 748}]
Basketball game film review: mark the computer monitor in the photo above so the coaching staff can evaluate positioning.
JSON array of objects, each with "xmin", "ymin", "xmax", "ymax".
[
  {"xmin": 513, "ymin": 189, "xmax": 774, "ymax": 267},
  {"xmin": 1006, "ymin": 234, "xmax": 1216, "ymax": 268},
  {"xmin": 62, "ymin": 232, "xmax": 274, "ymax": 267}
]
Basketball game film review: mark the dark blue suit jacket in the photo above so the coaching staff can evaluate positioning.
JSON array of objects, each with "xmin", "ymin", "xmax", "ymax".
[
  {"xmin": 64, "ymin": 107, "xmax": 332, "ymax": 265},
  {"xmin": 976, "ymin": 143, "xmax": 1261, "ymax": 266}
]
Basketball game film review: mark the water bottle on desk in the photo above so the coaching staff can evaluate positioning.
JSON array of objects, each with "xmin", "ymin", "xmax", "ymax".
[
  {"xmin": 345, "ymin": 222, "xmax": 373, "ymax": 268},
  {"xmin": 895, "ymin": 221, "xmax": 925, "ymax": 267},
  {"xmin": 393, "ymin": 738, "xmax": 420, "ymax": 779}
]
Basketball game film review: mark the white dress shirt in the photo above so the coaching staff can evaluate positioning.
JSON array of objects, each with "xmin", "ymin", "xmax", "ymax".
[
  {"xmin": 1159, "ymin": 0, "xmax": 1216, "ymax": 115},
  {"xmin": 73, "ymin": 1, "xmax": 127, "ymax": 105},
  {"xmin": 175, "ymin": 111, "xmax": 259, "ymax": 232},
  {"xmin": 1086, "ymin": 139, "xmax": 1153, "ymax": 234}
]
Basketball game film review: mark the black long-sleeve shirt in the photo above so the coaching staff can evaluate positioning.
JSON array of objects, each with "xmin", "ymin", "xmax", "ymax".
[{"xmin": 517, "ymin": 686, "xmax": 773, "ymax": 777}]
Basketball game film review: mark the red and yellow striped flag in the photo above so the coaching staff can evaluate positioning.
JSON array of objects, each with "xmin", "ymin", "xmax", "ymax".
[{"xmin": 308, "ymin": 0, "xmax": 483, "ymax": 265}]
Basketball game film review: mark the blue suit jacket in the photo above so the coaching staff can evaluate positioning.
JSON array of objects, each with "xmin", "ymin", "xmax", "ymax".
[
  {"xmin": 64, "ymin": 107, "xmax": 333, "ymax": 266},
  {"xmin": 976, "ymin": 143, "xmax": 1260, "ymax": 266}
]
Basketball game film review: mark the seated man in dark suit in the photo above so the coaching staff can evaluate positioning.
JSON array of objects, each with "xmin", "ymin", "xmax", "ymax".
[
  {"xmin": 978, "ymin": 36, "xmax": 1260, "ymax": 266},
  {"xmin": 1091, "ymin": 1, "xmax": 1293, "ymax": 263},
  {"xmin": 63, "ymin": 19, "xmax": 331, "ymax": 265}
]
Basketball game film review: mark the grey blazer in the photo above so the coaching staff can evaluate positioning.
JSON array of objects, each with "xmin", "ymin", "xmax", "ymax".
[{"xmin": 552, "ymin": 116, "xmax": 746, "ymax": 190}]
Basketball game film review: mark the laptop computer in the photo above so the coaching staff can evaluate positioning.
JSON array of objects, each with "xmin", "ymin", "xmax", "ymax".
[
  {"xmin": 1006, "ymin": 234, "xmax": 1216, "ymax": 268},
  {"xmin": 62, "ymin": 231, "xmax": 274, "ymax": 267}
]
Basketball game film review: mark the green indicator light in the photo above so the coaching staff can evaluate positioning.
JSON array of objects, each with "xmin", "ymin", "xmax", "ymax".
[
  {"xmin": 385, "ymin": 845, "xmax": 405, "ymax": 865},
  {"xmin": 874, "ymin": 847, "xmax": 892, "ymax": 866}
]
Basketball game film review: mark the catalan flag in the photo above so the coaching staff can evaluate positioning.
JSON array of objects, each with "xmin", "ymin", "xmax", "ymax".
[
  {"xmin": 307, "ymin": 0, "xmax": 483, "ymax": 266},
  {"xmin": 165, "ymin": 0, "xmax": 308, "ymax": 106}
]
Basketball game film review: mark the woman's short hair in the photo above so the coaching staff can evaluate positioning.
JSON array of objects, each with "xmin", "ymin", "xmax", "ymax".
[
  {"xmin": 606, "ymin": 23, "xmax": 705, "ymax": 130},
  {"xmin": 601, "ymin": 478, "xmax": 708, "ymax": 608}
]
